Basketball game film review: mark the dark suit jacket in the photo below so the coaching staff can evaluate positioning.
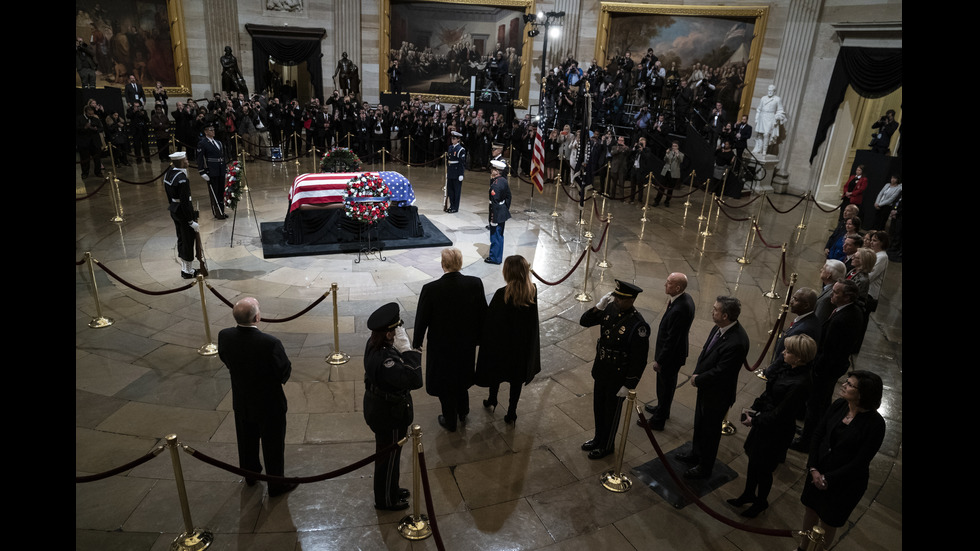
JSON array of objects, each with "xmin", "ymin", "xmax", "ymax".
[
  {"xmin": 218, "ymin": 326, "xmax": 291, "ymax": 419},
  {"xmin": 813, "ymin": 303, "xmax": 863, "ymax": 381},
  {"xmin": 655, "ymin": 292, "xmax": 695, "ymax": 368},
  {"xmin": 815, "ymin": 284, "xmax": 835, "ymax": 323},
  {"xmin": 413, "ymin": 271, "xmax": 487, "ymax": 396},
  {"xmin": 126, "ymin": 82, "xmax": 146, "ymax": 105},
  {"xmin": 693, "ymin": 321, "xmax": 750, "ymax": 406}
]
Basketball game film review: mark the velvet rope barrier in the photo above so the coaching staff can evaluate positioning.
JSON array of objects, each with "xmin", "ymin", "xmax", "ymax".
[
  {"xmin": 753, "ymin": 223, "xmax": 785, "ymax": 249},
  {"xmin": 718, "ymin": 193, "xmax": 764, "ymax": 209},
  {"xmin": 182, "ymin": 440, "xmax": 401, "ymax": 485},
  {"xmin": 634, "ymin": 412, "xmax": 795, "ymax": 538},
  {"xmin": 416, "ymin": 450, "xmax": 446, "ymax": 551},
  {"xmin": 765, "ymin": 193, "xmax": 807, "ymax": 214},
  {"xmin": 591, "ymin": 219, "xmax": 611, "ymax": 252},
  {"xmin": 712, "ymin": 198, "xmax": 753, "ymax": 222},
  {"xmin": 206, "ymin": 283, "xmax": 331, "ymax": 323},
  {"xmin": 75, "ymin": 445, "xmax": 166, "ymax": 483},
  {"xmin": 75, "ymin": 176, "xmax": 111, "ymax": 201},
  {"xmin": 809, "ymin": 196, "xmax": 841, "ymax": 214},
  {"xmin": 744, "ymin": 309, "xmax": 789, "ymax": 372},
  {"xmin": 94, "ymin": 259, "xmax": 196, "ymax": 295},
  {"xmin": 530, "ymin": 247, "xmax": 589, "ymax": 286},
  {"xmin": 114, "ymin": 167, "xmax": 168, "ymax": 186}
]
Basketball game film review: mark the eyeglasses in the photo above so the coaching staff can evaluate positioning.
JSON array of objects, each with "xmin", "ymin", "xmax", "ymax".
[{"xmin": 842, "ymin": 380, "xmax": 857, "ymax": 389}]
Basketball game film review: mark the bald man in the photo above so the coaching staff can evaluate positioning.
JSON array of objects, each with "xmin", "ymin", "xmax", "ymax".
[
  {"xmin": 643, "ymin": 273, "xmax": 695, "ymax": 430},
  {"xmin": 218, "ymin": 298, "xmax": 295, "ymax": 497}
]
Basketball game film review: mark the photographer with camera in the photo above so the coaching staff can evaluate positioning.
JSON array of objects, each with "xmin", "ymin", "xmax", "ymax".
[{"xmin": 869, "ymin": 110, "xmax": 897, "ymax": 155}]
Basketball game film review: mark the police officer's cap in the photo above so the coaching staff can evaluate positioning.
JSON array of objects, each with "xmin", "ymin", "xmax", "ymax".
[
  {"xmin": 492, "ymin": 142, "xmax": 504, "ymax": 150},
  {"xmin": 367, "ymin": 302, "xmax": 402, "ymax": 331},
  {"xmin": 491, "ymin": 159, "xmax": 507, "ymax": 171},
  {"xmin": 612, "ymin": 279, "xmax": 642, "ymax": 298},
  {"xmin": 451, "ymin": 130, "xmax": 463, "ymax": 138}
]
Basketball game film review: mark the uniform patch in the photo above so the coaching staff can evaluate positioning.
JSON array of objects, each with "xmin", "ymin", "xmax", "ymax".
[
  {"xmin": 619, "ymin": 326, "xmax": 626, "ymax": 334},
  {"xmin": 638, "ymin": 326, "xmax": 648, "ymax": 338},
  {"xmin": 491, "ymin": 190, "xmax": 496, "ymax": 195},
  {"xmin": 383, "ymin": 358, "xmax": 395, "ymax": 367}
]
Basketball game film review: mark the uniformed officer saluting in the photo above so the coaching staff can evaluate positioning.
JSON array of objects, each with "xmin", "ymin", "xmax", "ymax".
[
  {"xmin": 446, "ymin": 130, "xmax": 467, "ymax": 213},
  {"xmin": 363, "ymin": 302, "xmax": 423, "ymax": 511},
  {"xmin": 580, "ymin": 280, "xmax": 650, "ymax": 459}
]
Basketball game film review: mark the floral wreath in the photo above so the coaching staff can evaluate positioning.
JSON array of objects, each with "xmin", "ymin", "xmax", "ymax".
[
  {"xmin": 344, "ymin": 173, "xmax": 390, "ymax": 224},
  {"xmin": 224, "ymin": 161, "xmax": 243, "ymax": 210},
  {"xmin": 320, "ymin": 147, "xmax": 362, "ymax": 173}
]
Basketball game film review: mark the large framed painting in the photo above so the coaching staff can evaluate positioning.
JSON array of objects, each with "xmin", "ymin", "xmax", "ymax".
[
  {"xmin": 596, "ymin": 2, "xmax": 769, "ymax": 118},
  {"xmin": 75, "ymin": 0, "xmax": 191, "ymax": 95},
  {"xmin": 381, "ymin": 0, "xmax": 535, "ymax": 107}
]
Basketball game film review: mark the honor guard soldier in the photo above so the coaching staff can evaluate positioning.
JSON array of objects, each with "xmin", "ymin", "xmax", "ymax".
[
  {"xmin": 446, "ymin": 130, "xmax": 467, "ymax": 213},
  {"xmin": 363, "ymin": 302, "xmax": 423, "ymax": 511},
  {"xmin": 580, "ymin": 280, "xmax": 650, "ymax": 459},
  {"xmin": 490, "ymin": 141, "xmax": 505, "ymax": 168},
  {"xmin": 486, "ymin": 159, "xmax": 511, "ymax": 264},
  {"xmin": 163, "ymin": 151, "xmax": 200, "ymax": 279}
]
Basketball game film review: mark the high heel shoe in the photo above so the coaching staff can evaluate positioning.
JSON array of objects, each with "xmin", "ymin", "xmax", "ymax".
[
  {"xmin": 726, "ymin": 494, "xmax": 754, "ymax": 508},
  {"xmin": 483, "ymin": 399, "xmax": 497, "ymax": 412},
  {"xmin": 740, "ymin": 501, "xmax": 769, "ymax": 518},
  {"xmin": 504, "ymin": 412, "xmax": 517, "ymax": 424}
]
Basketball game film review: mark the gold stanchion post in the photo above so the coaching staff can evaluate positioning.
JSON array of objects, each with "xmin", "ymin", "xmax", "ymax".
[
  {"xmin": 310, "ymin": 145, "xmax": 318, "ymax": 173},
  {"xmin": 165, "ymin": 434, "xmax": 214, "ymax": 551},
  {"xmin": 326, "ymin": 282, "xmax": 350, "ymax": 364},
  {"xmin": 763, "ymin": 244, "xmax": 787, "ymax": 299},
  {"xmin": 108, "ymin": 172, "xmax": 124, "ymax": 223},
  {"xmin": 84, "ymin": 252, "xmax": 114, "ymax": 328},
  {"xmin": 721, "ymin": 406, "xmax": 737, "ymax": 436},
  {"xmin": 640, "ymin": 173, "xmax": 653, "ymax": 222},
  {"xmin": 584, "ymin": 189, "xmax": 596, "ymax": 239},
  {"xmin": 196, "ymin": 275, "xmax": 218, "ymax": 356},
  {"xmin": 600, "ymin": 390, "xmax": 636, "ymax": 492},
  {"xmin": 550, "ymin": 171, "xmax": 561, "ymax": 217},
  {"xmin": 755, "ymin": 190, "xmax": 767, "ymax": 231},
  {"xmin": 597, "ymin": 213, "xmax": 612, "ymax": 268},
  {"xmin": 797, "ymin": 526, "xmax": 827, "ymax": 551},
  {"xmin": 697, "ymin": 178, "xmax": 711, "ymax": 221},
  {"xmin": 293, "ymin": 132, "xmax": 300, "ymax": 167},
  {"xmin": 797, "ymin": 191, "xmax": 811, "ymax": 230},
  {"xmin": 575, "ymin": 236, "xmax": 594, "ymax": 302},
  {"xmin": 683, "ymin": 170, "xmax": 695, "ymax": 207},
  {"xmin": 397, "ymin": 424, "xmax": 433, "ymax": 540},
  {"xmin": 736, "ymin": 217, "xmax": 756, "ymax": 264}
]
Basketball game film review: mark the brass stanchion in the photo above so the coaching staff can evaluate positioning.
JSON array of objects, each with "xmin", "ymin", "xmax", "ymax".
[
  {"xmin": 699, "ymin": 193, "xmax": 715, "ymax": 237},
  {"xmin": 640, "ymin": 173, "xmax": 653, "ymax": 222},
  {"xmin": 108, "ymin": 172, "xmax": 124, "ymax": 223},
  {"xmin": 736, "ymin": 217, "xmax": 756, "ymax": 264},
  {"xmin": 797, "ymin": 526, "xmax": 827, "ymax": 551},
  {"xmin": 381, "ymin": 147, "xmax": 386, "ymax": 172},
  {"xmin": 683, "ymin": 170, "xmax": 695, "ymax": 207},
  {"xmin": 407, "ymin": 135, "xmax": 411, "ymax": 167},
  {"xmin": 763, "ymin": 244, "xmax": 787, "ymax": 299},
  {"xmin": 326, "ymin": 282, "xmax": 350, "ymax": 364},
  {"xmin": 83, "ymin": 252, "xmax": 114, "ymax": 328},
  {"xmin": 106, "ymin": 136, "xmax": 118, "ymax": 182},
  {"xmin": 575, "ymin": 236, "xmax": 594, "ymax": 302},
  {"xmin": 597, "ymin": 213, "xmax": 612, "ymax": 268},
  {"xmin": 346, "ymin": 132, "xmax": 352, "ymax": 149},
  {"xmin": 584, "ymin": 189, "xmax": 597, "ymax": 239},
  {"xmin": 697, "ymin": 178, "xmax": 711, "ymax": 221},
  {"xmin": 397, "ymin": 424, "xmax": 432, "ymax": 540},
  {"xmin": 755, "ymin": 190, "xmax": 767, "ymax": 231},
  {"xmin": 796, "ymin": 191, "xmax": 811, "ymax": 230},
  {"xmin": 721, "ymin": 406, "xmax": 737, "ymax": 436},
  {"xmin": 600, "ymin": 390, "xmax": 636, "ymax": 492},
  {"xmin": 310, "ymin": 145, "xmax": 318, "ymax": 173},
  {"xmin": 293, "ymin": 132, "xmax": 300, "ymax": 167},
  {"xmin": 195, "ymin": 275, "xmax": 218, "ymax": 356},
  {"xmin": 550, "ymin": 171, "xmax": 561, "ymax": 217},
  {"xmin": 757, "ymin": 301, "xmax": 791, "ymax": 380},
  {"xmin": 165, "ymin": 434, "xmax": 214, "ymax": 551}
]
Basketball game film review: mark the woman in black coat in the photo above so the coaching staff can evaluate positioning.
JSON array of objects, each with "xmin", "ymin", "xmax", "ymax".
[
  {"xmin": 729, "ymin": 334, "xmax": 816, "ymax": 518},
  {"xmin": 475, "ymin": 255, "xmax": 541, "ymax": 424},
  {"xmin": 797, "ymin": 370, "xmax": 885, "ymax": 549}
]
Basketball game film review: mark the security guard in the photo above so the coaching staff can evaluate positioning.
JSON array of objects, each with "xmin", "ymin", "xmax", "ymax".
[
  {"xmin": 446, "ymin": 130, "xmax": 467, "ymax": 212},
  {"xmin": 579, "ymin": 280, "xmax": 650, "ymax": 459},
  {"xmin": 363, "ymin": 302, "xmax": 423, "ymax": 511},
  {"xmin": 163, "ymin": 151, "xmax": 200, "ymax": 279}
]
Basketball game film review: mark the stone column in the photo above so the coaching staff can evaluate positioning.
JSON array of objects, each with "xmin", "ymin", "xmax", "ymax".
[
  {"xmin": 203, "ymin": 0, "xmax": 241, "ymax": 96},
  {"xmin": 334, "ymin": 0, "xmax": 362, "ymax": 95}
]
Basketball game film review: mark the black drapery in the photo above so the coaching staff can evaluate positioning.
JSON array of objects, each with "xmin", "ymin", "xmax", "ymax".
[
  {"xmin": 810, "ymin": 47, "xmax": 902, "ymax": 163},
  {"xmin": 246, "ymin": 24, "xmax": 326, "ymax": 102}
]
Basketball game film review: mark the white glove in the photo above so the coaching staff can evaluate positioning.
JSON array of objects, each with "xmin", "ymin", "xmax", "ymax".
[
  {"xmin": 190, "ymin": 221, "xmax": 200, "ymax": 232},
  {"xmin": 393, "ymin": 326, "xmax": 412, "ymax": 354},
  {"xmin": 616, "ymin": 386, "xmax": 629, "ymax": 398},
  {"xmin": 201, "ymin": 174, "xmax": 210, "ymax": 182},
  {"xmin": 596, "ymin": 291, "xmax": 614, "ymax": 310},
  {"xmin": 458, "ymin": 175, "xmax": 464, "ymax": 182}
]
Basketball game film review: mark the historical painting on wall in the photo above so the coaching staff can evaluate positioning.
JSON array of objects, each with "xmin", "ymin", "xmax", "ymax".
[
  {"xmin": 75, "ymin": 0, "xmax": 179, "ymax": 90},
  {"xmin": 597, "ymin": 3, "xmax": 768, "ymax": 119},
  {"xmin": 383, "ymin": 0, "xmax": 534, "ymax": 107}
]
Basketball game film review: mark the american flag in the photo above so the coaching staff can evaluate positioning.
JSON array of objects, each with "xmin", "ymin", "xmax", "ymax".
[
  {"xmin": 530, "ymin": 125, "xmax": 545, "ymax": 193},
  {"xmin": 288, "ymin": 171, "xmax": 416, "ymax": 212}
]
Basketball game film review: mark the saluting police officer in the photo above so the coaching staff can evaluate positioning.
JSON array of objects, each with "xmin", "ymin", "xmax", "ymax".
[
  {"xmin": 579, "ymin": 280, "xmax": 650, "ymax": 459},
  {"xmin": 363, "ymin": 302, "xmax": 423, "ymax": 511},
  {"xmin": 163, "ymin": 151, "xmax": 200, "ymax": 279},
  {"xmin": 446, "ymin": 130, "xmax": 467, "ymax": 213}
]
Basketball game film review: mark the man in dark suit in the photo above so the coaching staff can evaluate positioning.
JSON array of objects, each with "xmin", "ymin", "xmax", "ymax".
[
  {"xmin": 125, "ymin": 74, "xmax": 145, "ymax": 106},
  {"xmin": 196, "ymin": 123, "xmax": 228, "ymax": 219},
  {"xmin": 792, "ymin": 280, "xmax": 864, "ymax": 451},
  {"xmin": 774, "ymin": 287, "xmax": 822, "ymax": 360},
  {"xmin": 643, "ymin": 273, "xmax": 695, "ymax": 430},
  {"xmin": 580, "ymin": 280, "xmax": 650, "ymax": 459},
  {"xmin": 413, "ymin": 247, "xmax": 488, "ymax": 432},
  {"xmin": 218, "ymin": 297, "xmax": 296, "ymax": 497},
  {"xmin": 732, "ymin": 114, "xmax": 752, "ymax": 162},
  {"xmin": 679, "ymin": 296, "xmax": 750, "ymax": 479},
  {"xmin": 628, "ymin": 137, "xmax": 655, "ymax": 204}
]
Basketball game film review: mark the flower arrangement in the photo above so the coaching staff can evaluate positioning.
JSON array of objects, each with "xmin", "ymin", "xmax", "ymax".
[
  {"xmin": 344, "ymin": 173, "xmax": 390, "ymax": 224},
  {"xmin": 320, "ymin": 147, "xmax": 362, "ymax": 173},
  {"xmin": 224, "ymin": 160, "xmax": 243, "ymax": 210}
]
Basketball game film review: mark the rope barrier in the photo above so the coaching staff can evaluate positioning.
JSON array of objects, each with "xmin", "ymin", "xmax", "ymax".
[
  {"xmin": 416, "ymin": 450, "xmax": 446, "ymax": 550},
  {"xmin": 809, "ymin": 196, "xmax": 840, "ymax": 213},
  {"xmin": 75, "ymin": 445, "xmax": 166, "ymax": 483},
  {"xmin": 591, "ymin": 219, "xmax": 611, "ymax": 253},
  {"xmin": 75, "ymin": 176, "xmax": 111, "ymax": 201},
  {"xmin": 711, "ymin": 197, "xmax": 753, "ymax": 222},
  {"xmin": 206, "ymin": 283, "xmax": 331, "ymax": 323},
  {"xmin": 765, "ymin": 193, "xmax": 806, "ymax": 214},
  {"xmin": 530, "ymin": 247, "xmax": 589, "ymax": 286},
  {"xmin": 94, "ymin": 259, "xmax": 196, "ymax": 295},
  {"xmin": 754, "ymin": 223, "xmax": 784, "ymax": 249}
]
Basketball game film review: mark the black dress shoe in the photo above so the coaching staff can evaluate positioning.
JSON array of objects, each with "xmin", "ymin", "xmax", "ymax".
[
  {"xmin": 398, "ymin": 488, "xmax": 410, "ymax": 500},
  {"xmin": 216, "ymin": 213, "xmax": 229, "ymax": 220},
  {"xmin": 581, "ymin": 439, "xmax": 599, "ymax": 451},
  {"xmin": 245, "ymin": 477, "xmax": 258, "ymax": 487},
  {"xmin": 740, "ymin": 501, "xmax": 769, "ymax": 518},
  {"xmin": 789, "ymin": 438, "xmax": 809, "ymax": 452},
  {"xmin": 684, "ymin": 465, "xmax": 710, "ymax": 479},
  {"xmin": 375, "ymin": 499, "xmax": 410, "ymax": 511},
  {"xmin": 438, "ymin": 414, "xmax": 456, "ymax": 432},
  {"xmin": 269, "ymin": 482, "xmax": 298, "ymax": 497},
  {"xmin": 458, "ymin": 414, "xmax": 467, "ymax": 425},
  {"xmin": 180, "ymin": 271, "xmax": 195, "ymax": 279},
  {"xmin": 588, "ymin": 448, "xmax": 614, "ymax": 460},
  {"xmin": 727, "ymin": 495, "xmax": 753, "ymax": 507},
  {"xmin": 643, "ymin": 404, "xmax": 659, "ymax": 415},
  {"xmin": 675, "ymin": 452, "xmax": 700, "ymax": 465},
  {"xmin": 637, "ymin": 418, "xmax": 665, "ymax": 430}
]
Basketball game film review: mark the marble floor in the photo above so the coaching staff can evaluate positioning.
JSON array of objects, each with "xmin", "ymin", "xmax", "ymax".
[{"xmin": 76, "ymin": 153, "xmax": 902, "ymax": 551}]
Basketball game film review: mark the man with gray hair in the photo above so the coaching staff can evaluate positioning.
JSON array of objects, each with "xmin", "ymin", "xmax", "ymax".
[{"xmin": 218, "ymin": 297, "xmax": 295, "ymax": 497}]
